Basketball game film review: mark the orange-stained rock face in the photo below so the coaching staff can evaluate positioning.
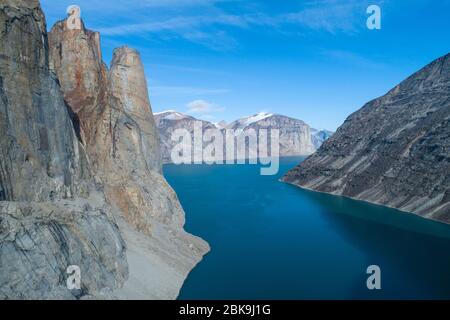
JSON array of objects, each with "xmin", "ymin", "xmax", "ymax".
[
  {"xmin": 49, "ymin": 21, "xmax": 108, "ymax": 147},
  {"xmin": 48, "ymin": 18, "xmax": 201, "ymax": 240},
  {"xmin": 47, "ymin": 16, "xmax": 209, "ymax": 298}
]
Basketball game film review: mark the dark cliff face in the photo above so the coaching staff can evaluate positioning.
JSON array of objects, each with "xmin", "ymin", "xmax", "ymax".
[
  {"xmin": 0, "ymin": 1, "xmax": 89, "ymax": 202},
  {"xmin": 284, "ymin": 53, "xmax": 450, "ymax": 222},
  {"xmin": 0, "ymin": 1, "xmax": 128, "ymax": 299}
]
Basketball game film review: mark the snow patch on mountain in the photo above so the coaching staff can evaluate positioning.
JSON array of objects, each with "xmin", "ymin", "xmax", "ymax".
[
  {"xmin": 154, "ymin": 110, "xmax": 192, "ymax": 121},
  {"xmin": 242, "ymin": 112, "xmax": 274, "ymax": 127}
]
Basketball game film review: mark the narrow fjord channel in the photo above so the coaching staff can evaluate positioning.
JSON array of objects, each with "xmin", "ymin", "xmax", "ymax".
[{"xmin": 164, "ymin": 158, "xmax": 450, "ymax": 299}]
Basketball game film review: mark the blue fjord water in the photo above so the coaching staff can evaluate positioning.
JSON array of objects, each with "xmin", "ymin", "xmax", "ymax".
[{"xmin": 164, "ymin": 157, "xmax": 450, "ymax": 300}]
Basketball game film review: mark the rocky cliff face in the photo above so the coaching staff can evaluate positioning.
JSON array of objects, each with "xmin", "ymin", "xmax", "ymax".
[
  {"xmin": 0, "ymin": 0, "xmax": 127, "ymax": 299},
  {"xmin": 155, "ymin": 111, "xmax": 330, "ymax": 163},
  {"xmin": 0, "ymin": 0, "xmax": 208, "ymax": 299},
  {"xmin": 48, "ymin": 13, "xmax": 208, "ymax": 299},
  {"xmin": 284, "ymin": 53, "xmax": 450, "ymax": 223}
]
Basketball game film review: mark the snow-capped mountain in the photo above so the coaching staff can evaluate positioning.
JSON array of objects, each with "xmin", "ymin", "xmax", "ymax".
[
  {"xmin": 227, "ymin": 113, "xmax": 317, "ymax": 157},
  {"xmin": 154, "ymin": 111, "xmax": 333, "ymax": 163},
  {"xmin": 154, "ymin": 110, "xmax": 194, "ymax": 121},
  {"xmin": 227, "ymin": 112, "xmax": 274, "ymax": 131},
  {"xmin": 154, "ymin": 111, "xmax": 216, "ymax": 163}
]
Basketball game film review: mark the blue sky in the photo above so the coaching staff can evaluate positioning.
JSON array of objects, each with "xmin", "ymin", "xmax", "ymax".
[{"xmin": 41, "ymin": 0, "xmax": 450, "ymax": 130}]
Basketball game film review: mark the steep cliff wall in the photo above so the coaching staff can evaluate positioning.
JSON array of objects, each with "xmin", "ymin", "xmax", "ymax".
[
  {"xmin": 0, "ymin": 0, "xmax": 208, "ymax": 300},
  {"xmin": 48, "ymin": 15, "xmax": 209, "ymax": 299},
  {"xmin": 284, "ymin": 53, "xmax": 450, "ymax": 222},
  {"xmin": 0, "ymin": 1, "xmax": 127, "ymax": 299}
]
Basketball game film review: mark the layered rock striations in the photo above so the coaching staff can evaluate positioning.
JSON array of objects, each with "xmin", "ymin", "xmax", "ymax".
[
  {"xmin": 0, "ymin": 0, "xmax": 127, "ymax": 299},
  {"xmin": 284, "ymin": 53, "xmax": 450, "ymax": 222},
  {"xmin": 48, "ymin": 13, "xmax": 208, "ymax": 298}
]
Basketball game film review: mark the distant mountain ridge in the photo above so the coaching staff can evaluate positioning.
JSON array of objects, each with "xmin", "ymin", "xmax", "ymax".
[{"xmin": 154, "ymin": 111, "xmax": 333, "ymax": 163}]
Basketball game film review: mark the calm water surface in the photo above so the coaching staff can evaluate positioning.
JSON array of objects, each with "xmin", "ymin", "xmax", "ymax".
[{"xmin": 164, "ymin": 157, "xmax": 450, "ymax": 299}]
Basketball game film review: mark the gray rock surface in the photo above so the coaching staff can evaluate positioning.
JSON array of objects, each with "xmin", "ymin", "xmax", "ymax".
[
  {"xmin": 0, "ymin": 1, "xmax": 128, "ymax": 299},
  {"xmin": 0, "ymin": 200, "xmax": 127, "ymax": 300},
  {"xmin": 284, "ymin": 53, "xmax": 450, "ymax": 222},
  {"xmin": 0, "ymin": 1, "xmax": 89, "ymax": 202}
]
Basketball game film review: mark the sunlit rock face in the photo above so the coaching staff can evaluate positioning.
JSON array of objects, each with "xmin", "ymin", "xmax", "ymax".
[
  {"xmin": 49, "ymin": 18, "xmax": 107, "ymax": 149},
  {"xmin": 48, "ymin": 12, "xmax": 209, "ymax": 299},
  {"xmin": 103, "ymin": 46, "xmax": 185, "ymax": 234},
  {"xmin": 284, "ymin": 53, "xmax": 450, "ymax": 223},
  {"xmin": 49, "ymin": 20, "xmax": 180, "ymax": 234},
  {"xmin": 108, "ymin": 46, "xmax": 162, "ymax": 174}
]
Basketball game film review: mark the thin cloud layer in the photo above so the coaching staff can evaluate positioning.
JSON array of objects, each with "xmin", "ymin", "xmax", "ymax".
[
  {"xmin": 186, "ymin": 100, "xmax": 225, "ymax": 115},
  {"xmin": 42, "ymin": 0, "xmax": 376, "ymax": 50}
]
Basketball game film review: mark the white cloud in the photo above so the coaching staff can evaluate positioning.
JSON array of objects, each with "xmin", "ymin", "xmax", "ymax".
[{"xmin": 186, "ymin": 99, "xmax": 225, "ymax": 114}]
